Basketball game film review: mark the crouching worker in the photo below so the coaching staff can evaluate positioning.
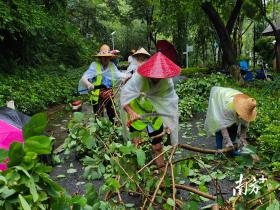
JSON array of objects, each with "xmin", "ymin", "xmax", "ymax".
[
  {"xmin": 78, "ymin": 44, "xmax": 129, "ymax": 122},
  {"xmin": 204, "ymin": 86, "xmax": 257, "ymax": 156},
  {"xmin": 120, "ymin": 52, "xmax": 180, "ymax": 171}
]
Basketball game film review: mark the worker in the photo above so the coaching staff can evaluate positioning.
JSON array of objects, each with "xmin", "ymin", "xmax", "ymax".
[
  {"xmin": 78, "ymin": 44, "xmax": 129, "ymax": 122},
  {"xmin": 120, "ymin": 52, "xmax": 181, "ymax": 170},
  {"xmin": 204, "ymin": 86, "xmax": 257, "ymax": 155},
  {"xmin": 127, "ymin": 48, "xmax": 150, "ymax": 75}
]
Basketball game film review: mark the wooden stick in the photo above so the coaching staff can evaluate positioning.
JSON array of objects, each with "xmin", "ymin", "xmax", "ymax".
[
  {"xmin": 179, "ymin": 144, "xmax": 238, "ymax": 154},
  {"xmin": 247, "ymin": 186, "xmax": 280, "ymax": 205},
  {"xmin": 116, "ymin": 176, "xmax": 123, "ymax": 204},
  {"xmin": 137, "ymin": 147, "xmax": 172, "ymax": 174},
  {"xmin": 148, "ymin": 146, "xmax": 177, "ymax": 208},
  {"xmin": 232, "ymin": 195, "xmax": 241, "ymax": 210},
  {"xmin": 175, "ymin": 184, "xmax": 216, "ymax": 200},
  {"xmin": 170, "ymin": 161, "xmax": 176, "ymax": 210},
  {"xmin": 141, "ymin": 198, "xmax": 148, "ymax": 210}
]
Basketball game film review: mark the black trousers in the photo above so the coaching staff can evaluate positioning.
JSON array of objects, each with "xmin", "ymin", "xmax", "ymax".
[{"xmin": 92, "ymin": 91, "xmax": 115, "ymax": 123}]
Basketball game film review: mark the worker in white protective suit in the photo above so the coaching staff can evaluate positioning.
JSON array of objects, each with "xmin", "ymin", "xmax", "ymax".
[
  {"xmin": 204, "ymin": 86, "xmax": 257, "ymax": 156},
  {"xmin": 126, "ymin": 48, "xmax": 150, "ymax": 75},
  {"xmin": 120, "ymin": 52, "xmax": 181, "ymax": 171}
]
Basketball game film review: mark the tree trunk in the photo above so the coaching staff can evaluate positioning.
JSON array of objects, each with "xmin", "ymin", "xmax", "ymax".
[
  {"xmin": 201, "ymin": 2, "xmax": 242, "ymax": 81},
  {"xmin": 276, "ymin": 39, "xmax": 280, "ymax": 71}
]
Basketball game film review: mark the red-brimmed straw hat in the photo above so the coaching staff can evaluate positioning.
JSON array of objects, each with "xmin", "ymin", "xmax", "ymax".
[
  {"xmin": 94, "ymin": 44, "xmax": 116, "ymax": 57},
  {"xmin": 138, "ymin": 52, "xmax": 181, "ymax": 78}
]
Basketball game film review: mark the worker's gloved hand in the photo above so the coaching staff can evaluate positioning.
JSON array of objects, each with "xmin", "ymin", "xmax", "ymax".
[
  {"xmin": 166, "ymin": 127, "xmax": 171, "ymax": 135},
  {"xmin": 224, "ymin": 138, "xmax": 234, "ymax": 148},
  {"xmin": 238, "ymin": 137, "xmax": 248, "ymax": 147},
  {"xmin": 123, "ymin": 74, "xmax": 132, "ymax": 83},
  {"xmin": 87, "ymin": 84, "xmax": 95, "ymax": 91},
  {"xmin": 128, "ymin": 111, "xmax": 141, "ymax": 123},
  {"xmin": 221, "ymin": 128, "xmax": 233, "ymax": 148}
]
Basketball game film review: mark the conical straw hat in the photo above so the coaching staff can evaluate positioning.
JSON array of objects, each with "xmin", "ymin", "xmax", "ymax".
[
  {"xmin": 137, "ymin": 52, "xmax": 181, "ymax": 78},
  {"xmin": 233, "ymin": 94, "xmax": 257, "ymax": 122},
  {"xmin": 133, "ymin": 48, "xmax": 151, "ymax": 57}
]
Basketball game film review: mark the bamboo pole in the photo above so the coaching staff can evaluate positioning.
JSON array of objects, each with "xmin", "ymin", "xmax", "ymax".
[{"xmin": 175, "ymin": 184, "xmax": 217, "ymax": 200}]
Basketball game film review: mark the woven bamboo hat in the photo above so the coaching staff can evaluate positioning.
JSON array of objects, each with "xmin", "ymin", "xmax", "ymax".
[
  {"xmin": 138, "ymin": 52, "xmax": 181, "ymax": 78},
  {"xmin": 133, "ymin": 48, "xmax": 151, "ymax": 57},
  {"xmin": 94, "ymin": 44, "xmax": 116, "ymax": 57},
  {"xmin": 233, "ymin": 94, "xmax": 257, "ymax": 122}
]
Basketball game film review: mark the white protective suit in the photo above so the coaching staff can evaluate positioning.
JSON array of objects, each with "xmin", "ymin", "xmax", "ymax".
[
  {"xmin": 120, "ymin": 72, "xmax": 179, "ymax": 145},
  {"xmin": 204, "ymin": 86, "xmax": 248, "ymax": 136}
]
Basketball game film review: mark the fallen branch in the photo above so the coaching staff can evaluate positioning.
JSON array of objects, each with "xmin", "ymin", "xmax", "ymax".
[
  {"xmin": 170, "ymin": 161, "xmax": 176, "ymax": 210},
  {"xmin": 137, "ymin": 147, "xmax": 173, "ymax": 174},
  {"xmin": 148, "ymin": 146, "xmax": 177, "ymax": 208},
  {"xmin": 179, "ymin": 144, "xmax": 237, "ymax": 154},
  {"xmin": 247, "ymin": 186, "xmax": 280, "ymax": 205},
  {"xmin": 175, "ymin": 184, "xmax": 216, "ymax": 200}
]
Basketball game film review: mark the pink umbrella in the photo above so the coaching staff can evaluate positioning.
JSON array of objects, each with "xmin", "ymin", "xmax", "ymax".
[
  {"xmin": 0, "ymin": 107, "xmax": 29, "ymax": 170},
  {"xmin": 0, "ymin": 120, "xmax": 24, "ymax": 170}
]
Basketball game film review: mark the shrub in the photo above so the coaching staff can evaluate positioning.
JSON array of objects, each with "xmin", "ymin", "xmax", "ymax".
[{"xmin": 180, "ymin": 67, "xmax": 208, "ymax": 77}]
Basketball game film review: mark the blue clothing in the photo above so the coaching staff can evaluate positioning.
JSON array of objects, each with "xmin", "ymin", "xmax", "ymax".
[
  {"xmin": 78, "ymin": 61, "xmax": 127, "ymax": 94},
  {"xmin": 215, "ymin": 124, "xmax": 240, "ymax": 156},
  {"xmin": 89, "ymin": 77, "xmax": 112, "ymax": 88}
]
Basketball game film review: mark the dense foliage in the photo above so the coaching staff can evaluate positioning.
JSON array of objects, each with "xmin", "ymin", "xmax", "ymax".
[
  {"xmin": 176, "ymin": 73, "xmax": 229, "ymax": 120},
  {"xmin": 0, "ymin": 66, "xmax": 85, "ymax": 115},
  {"xmin": 0, "ymin": 113, "xmax": 89, "ymax": 209},
  {"xmin": 0, "ymin": 1, "xmax": 92, "ymax": 71}
]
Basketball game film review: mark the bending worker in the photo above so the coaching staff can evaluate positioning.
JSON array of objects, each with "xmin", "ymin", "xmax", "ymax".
[
  {"xmin": 78, "ymin": 44, "xmax": 129, "ymax": 122},
  {"xmin": 120, "ymin": 52, "xmax": 180, "ymax": 170},
  {"xmin": 204, "ymin": 86, "xmax": 257, "ymax": 155}
]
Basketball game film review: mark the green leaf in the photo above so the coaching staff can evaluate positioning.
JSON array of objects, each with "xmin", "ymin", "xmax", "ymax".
[
  {"xmin": 27, "ymin": 177, "xmax": 39, "ymax": 202},
  {"xmin": 81, "ymin": 133, "xmax": 96, "ymax": 149},
  {"xmin": 167, "ymin": 198, "xmax": 175, "ymax": 206},
  {"xmin": 182, "ymin": 201, "xmax": 199, "ymax": 210},
  {"xmin": 135, "ymin": 149, "xmax": 146, "ymax": 167},
  {"xmin": 104, "ymin": 154, "xmax": 111, "ymax": 161},
  {"xmin": 73, "ymin": 112, "xmax": 84, "ymax": 122},
  {"xmin": 266, "ymin": 199, "xmax": 280, "ymax": 210},
  {"xmin": 15, "ymin": 166, "xmax": 31, "ymax": 177},
  {"xmin": 24, "ymin": 136, "xmax": 52, "ymax": 155},
  {"xmin": 8, "ymin": 142, "xmax": 25, "ymax": 167},
  {"xmin": 57, "ymin": 174, "xmax": 66, "ymax": 179},
  {"xmin": 240, "ymin": 145, "xmax": 256, "ymax": 154},
  {"xmin": 23, "ymin": 112, "xmax": 48, "ymax": 139},
  {"xmin": 67, "ymin": 168, "xmax": 77, "ymax": 174},
  {"xmin": 0, "ymin": 149, "xmax": 8, "ymax": 162},
  {"xmin": 125, "ymin": 203, "xmax": 135, "ymax": 208},
  {"xmin": 19, "ymin": 194, "xmax": 31, "ymax": 210},
  {"xmin": 1, "ymin": 187, "xmax": 16, "ymax": 199}
]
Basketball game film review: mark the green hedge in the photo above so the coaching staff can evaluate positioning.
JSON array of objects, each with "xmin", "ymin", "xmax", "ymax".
[
  {"xmin": 0, "ymin": 66, "xmax": 85, "ymax": 115},
  {"xmin": 180, "ymin": 67, "xmax": 208, "ymax": 76}
]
